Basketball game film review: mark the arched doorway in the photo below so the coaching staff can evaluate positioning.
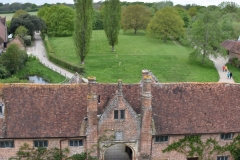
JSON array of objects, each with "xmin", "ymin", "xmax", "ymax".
[{"xmin": 104, "ymin": 144, "xmax": 133, "ymax": 160}]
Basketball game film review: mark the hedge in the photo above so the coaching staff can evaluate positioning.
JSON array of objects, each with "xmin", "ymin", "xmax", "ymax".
[{"xmin": 43, "ymin": 34, "xmax": 84, "ymax": 74}]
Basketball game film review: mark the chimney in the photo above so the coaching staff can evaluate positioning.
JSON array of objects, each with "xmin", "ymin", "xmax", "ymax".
[
  {"xmin": 86, "ymin": 76, "xmax": 98, "ymax": 158},
  {"xmin": 117, "ymin": 79, "xmax": 123, "ymax": 101},
  {"xmin": 140, "ymin": 70, "xmax": 152, "ymax": 159}
]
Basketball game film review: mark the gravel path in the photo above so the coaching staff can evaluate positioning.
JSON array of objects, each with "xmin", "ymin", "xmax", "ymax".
[
  {"xmin": 26, "ymin": 33, "xmax": 88, "ymax": 82},
  {"xmin": 210, "ymin": 56, "xmax": 235, "ymax": 83}
]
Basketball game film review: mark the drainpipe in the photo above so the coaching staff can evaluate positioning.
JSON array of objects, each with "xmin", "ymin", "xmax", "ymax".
[{"xmin": 60, "ymin": 138, "xmax": 68, "ymax": 160}]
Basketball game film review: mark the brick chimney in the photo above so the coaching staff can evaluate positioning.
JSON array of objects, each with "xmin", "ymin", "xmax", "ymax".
[
  {"xmin": 86, "ymin": 76, "xmax": 98, "ymax": 158},
  {"xmin": 140, "ymin": 70, "xmax": 152, "ymax": 160},
  {"xmin": 117, "ymin": 79, "xmax": 123, "ymax": 101}
]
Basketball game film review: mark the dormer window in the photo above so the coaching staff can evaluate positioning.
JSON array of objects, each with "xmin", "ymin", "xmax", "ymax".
[{"xmin": 114, "ymin": 110, "xmax": 125, "ymax": 120}]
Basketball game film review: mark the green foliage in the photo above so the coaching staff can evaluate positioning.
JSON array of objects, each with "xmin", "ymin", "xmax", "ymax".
[
  {"xmin": 187, "ymin": 7, "xmax": 224, "ymax": 65},
  {"xmin": 187, "ymin": 7, "xmax": 197, "ymax": 17},
  {"xmin": 15, "ymin": 25, "xmax": 28, "ymax": 38},
  {"xmin": 163, "ymin": 134, "xmax": 240, "ymax": 160},
  {"xmin": 121, "ymin": 4, "xmax": 151, "ymax": 34},
  {"xmin": 12, "ymin": 9, "xmax": 28, "ymax": 18},
  {"xmin": 73, "ymin": 0, "xmax": 93, "ymax": 64},
  {"xmin": 42, "ymin": 5, "xmax": 75, "ymax": 36},
  {"xmin": 9, "ymin": 143, "xmax": 69, "ymax": 160},
  {"xmin": 92, "ymin": 10, "xmax": 103, "ymax": 30},
  {"xmin": 0, "ymin": 66, "xmax": 10, "ymax": 79},
  {"xmin": 68, "ymin": 153, "xmax": 87, "ymax": 160},
  {"xmin": 44, "ymin": 34, "xmax": 84, "ymax": 73},
  {"xmin": 103, "ymin": 0, "xmax": 121, "ymax": 51},
  {"xmin": 175, "ymin": 7, "xmax": 191, "ymax": 27},
  {"xmin": 22, "ymin": 35, "xmax": 32, "ymax": 46},
  {"xmin": 10, "ymin": 13, "xmax": 46, "ymax": 37},
  {"xmin": 147, "ymin": 7, "xmax": 185, "ymax": 42},
  {"xmin": 153, "ymin": 0, "xmax": 173, "ymax": 10},
  {"xmin": 0, "ymin": 43, "xmax": 28, "ymax": 74}
]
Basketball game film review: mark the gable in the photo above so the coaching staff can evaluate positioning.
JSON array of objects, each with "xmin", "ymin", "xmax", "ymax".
[{"xmin": 98, "ymin": 94, "xmax": 141, "ymax": 141}]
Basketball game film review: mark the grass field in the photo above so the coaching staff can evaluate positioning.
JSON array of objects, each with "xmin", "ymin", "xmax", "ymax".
[
  {"xmin": 0, "ymin": 12, "xmax": 37, "ymax": 21},
  {"xmin": 49, "ymin": 30, "xmax": 219, "ymax": 83}
]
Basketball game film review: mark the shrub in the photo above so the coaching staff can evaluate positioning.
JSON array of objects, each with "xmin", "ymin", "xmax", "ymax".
[
  {"xmin": 1, "ymin": 44, "xmax": 28, "ymax": 74},
  {"xmin": 22, "ymin": 35, "xmax": 32, "ymax": 46},
  {"xmin": 44, "ymin": 34, "xmax": 84, "ymax": 73}
]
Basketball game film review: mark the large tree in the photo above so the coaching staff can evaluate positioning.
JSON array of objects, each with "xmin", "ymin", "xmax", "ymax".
[
  {"xmin": 121, "ymin": 4, "xmax": 151, "ymax": 34},
  {"xmin": 147, "ymin": 7, "xmax": 185, "ymax": 42},
  {"xmin": 12, "ymin": 9, "xmax": 28, "ymax": 18},
  {"xmin": 9, "ymin": 14, "xmax": 46, "ymax": 37},
  {"xmin": 73, "ymin": 0, "xmax": 93, "ymax": 64},
  {"xmin": 103, "ymin": 0, "xmax": 121, "ymax": 52},
  {"xmin": 188, "ymin": 7, "xmax": 223, "ymax": 65}
]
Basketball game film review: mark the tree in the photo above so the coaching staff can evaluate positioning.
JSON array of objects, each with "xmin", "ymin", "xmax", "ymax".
[
  {"xmin": 175, "ymin": 7, "xmax": 191, "ymax": 27},
  {"xmin": 188, "ymin": 8, "xmax": 223, "ymax": 65},
  {"xmin": 187, "ymin": 7, "xmax": 197, "ymax": 17},
  {"xmin": 121, "ymin": 4, "xmax": 151, "ymax": 34},
  {"xmin": 15, "ymin": 25, "xmax": 28, "ymax": 38},
  {"xmin": 1, "ymin": 44, "xmax": 28, "ymax": 74},
  {"xmin": 43, "ymin": 5, "xmax": 75, "ymax": 36},
  {"xmin": 153, "ymin": 0, "xmax": 173, "ymax": 9},
  {"xmin": 10, "ymin": 14, "xmax": 46, "ymax": 37},
  {"xmin": 12, "ymin": 9, "xmax": 28, "ymax": 18},
  {"xmin": 147, "ymin": 7, "xmax": 185, "ymax": 42},
  {"xmin": 73, "ymin": 0, "xmax": 93, "ymax": 64},
  {"xmin": 103, "ymin": 0, "xmax": 121, "ymax": 52},
  {"xmin": 37, "ymin": 6, "xmax": 50, "ymax": 21}
]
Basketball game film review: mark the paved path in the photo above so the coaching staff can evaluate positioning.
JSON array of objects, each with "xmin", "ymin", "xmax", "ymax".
[
  {"xmin": 210, "ymin": 56, "xmax": 235, "ymax": 83},
  {"xmin": 26, "ymin": 33, "xmax": 87, "ymax": 83}
]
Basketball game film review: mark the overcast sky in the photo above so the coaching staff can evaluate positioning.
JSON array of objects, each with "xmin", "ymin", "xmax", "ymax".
[{"xmin": 2, "ymin": 0, "xmax": 240, "ymax": 7}]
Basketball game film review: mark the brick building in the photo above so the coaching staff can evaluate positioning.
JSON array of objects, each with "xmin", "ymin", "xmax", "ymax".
[{"xmin": 0, "ymin": 70, "xmax": 239, "ymax": 160}]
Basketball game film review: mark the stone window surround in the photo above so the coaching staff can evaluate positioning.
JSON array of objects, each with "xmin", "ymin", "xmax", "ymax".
[
  {"xmin": 114, "ymin": 109, "xmax": 125, "ymax": 120},
  {"xmin": 0, "ymin": 102, "xmax": 5, "ymax": 117},
  {"xmin": 217, "ymin": 155, "xmax": 229, "ymax": 160},
  {"xmin": 220, "ymin": 133, "xmax": 233, "ymax": 140},
  {"xmin": 69, "ymin": 139, "xmax": 84, "ymax": 147},
  {"xmin": 0, "ymin": 140, "xmax": 14, "ymax": 148},
  {"xmin": 33, "ymin": 140, "xmax": 48, "ymax": 148},
  {"xmin": 154, "ymin": 135, "xmax": 169, "ymax": 143}
]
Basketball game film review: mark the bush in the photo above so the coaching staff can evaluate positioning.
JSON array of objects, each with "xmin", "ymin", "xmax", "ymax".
[
  {"xmin": 0, "ymin": 66, "xmax": 10, "ymax": 78},
  {"xmin": 1, "ymin": 44, "xmax": 28, "ymax": 74},
  {"xmin": 44, "ymin": 34, "xmax": 84, "ymax": 73},
  {"xmin": 229, "ymin": 57, "xmax": 240, "ymax": 68},
  {"xmin": 22, "ymin": 35, "xmax": 32, "ymax": 46}
]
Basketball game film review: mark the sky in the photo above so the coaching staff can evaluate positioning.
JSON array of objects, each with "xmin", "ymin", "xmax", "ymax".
[{"xmin": 2, "ymin": 0, "xmax": 240, "ymax": 7}]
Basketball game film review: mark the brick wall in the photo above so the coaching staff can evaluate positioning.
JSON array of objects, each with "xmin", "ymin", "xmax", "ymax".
[
  {"xmin": 0, "ymin": 138, "xmax": 86, "ymax": 159},
  {"xmin": 151, "ymin": 134, "xmax": 236, "ymax": 160}
]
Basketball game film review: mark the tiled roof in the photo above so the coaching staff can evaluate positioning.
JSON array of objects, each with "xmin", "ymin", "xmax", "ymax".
[
  {"xmin": 221, "ymin": 40, "xmax": 240, "ymax": 54},
  {"xmin": 152, "ymin": 83, "xmax": 240, "ymax": 135},
  {"xmin": 0, "ymin": 84, "xmax": 88, "ymax": 138},
  {"xmin": 1, "ymin": 82, "xmax": 240, "ymax": 138},
  {"xmin": 0, "ymin": 21, "xmax": 7, "ymax": 43}
]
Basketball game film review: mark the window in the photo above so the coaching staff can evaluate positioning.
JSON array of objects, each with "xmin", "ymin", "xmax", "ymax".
[
  {"xmin": 114, "ymin": 110, "xmax": 125, "ymax": 120},
  {"xmin": 120, "ymin": 110, "xmax": 125, "ymax": 119},
  {"xmin": 114, "ymin": 110, "xmax": 118, "ymax": 119},
  {"xmin": 217, "ymin": 156, "xmax": 228, "ymax": 160},
  {"xmin": 0, "ymin": 141, "xmax": 14, "ymax": 148},
  {"xmin": 220, "ymin": 133, "xmax": 233, "ymax": 140},
  {"xmin": 155, "ymin": 136, "xmax": 169, "ymax": 142},
  {"xmin": 34, "ymin": 140, "xmax": 48, "ymax": 148},
  {"xmin": 69, "ymin": 140, "xmax": 83, "ymax": 147},
  {"xmin": 0, "ymin": 102, "xmax": 4, "ymax": 116},
  {"xmin": 115, "ymin": 131, "xmax": 123, "ymax": 141}
]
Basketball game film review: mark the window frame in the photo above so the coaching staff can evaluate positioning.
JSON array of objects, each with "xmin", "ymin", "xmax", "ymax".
[
  {"xmin": 0, "ymin": 102, "xmax": 4, "ymax": 117},
  {"xmin": 0, "ymin": 140, "xmax": 14, "ymax": 148},
  {"xmin": 220, "ymin": 133, "xmax": 233, "ymax": 140},
  {"xmin": 217, "ymin": 156, "xmax": 228, "ymax": 160},
  {"xmin": 155, "ymin": 136, "xmax": 169, "ymax": 143},
  {"xmin": 114, "ymin": 109, "xmax": 125, "ymax": 120},
  {"xmin": 114, "ymin": 110, "xmax": 118, "ymax": 119},
  {"xmin": 33, "ymin": 140, "xmax": 48, "ymax": 148},
  {"xmin": 69, "ymin": 139, "xmax": 83, "ymax": 147},
  {"xmin": 120, "ymin": 110, "xmax": 125, "ymax": 119}
]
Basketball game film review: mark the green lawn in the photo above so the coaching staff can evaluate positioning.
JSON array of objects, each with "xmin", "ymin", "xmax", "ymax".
[
  {"xmin": 0, "ymin": 12, "xmax": 37, "ymax": 21},
  {"xmin": 49, "ymin": 30, "xmax": 219, "ymax": 83}
]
